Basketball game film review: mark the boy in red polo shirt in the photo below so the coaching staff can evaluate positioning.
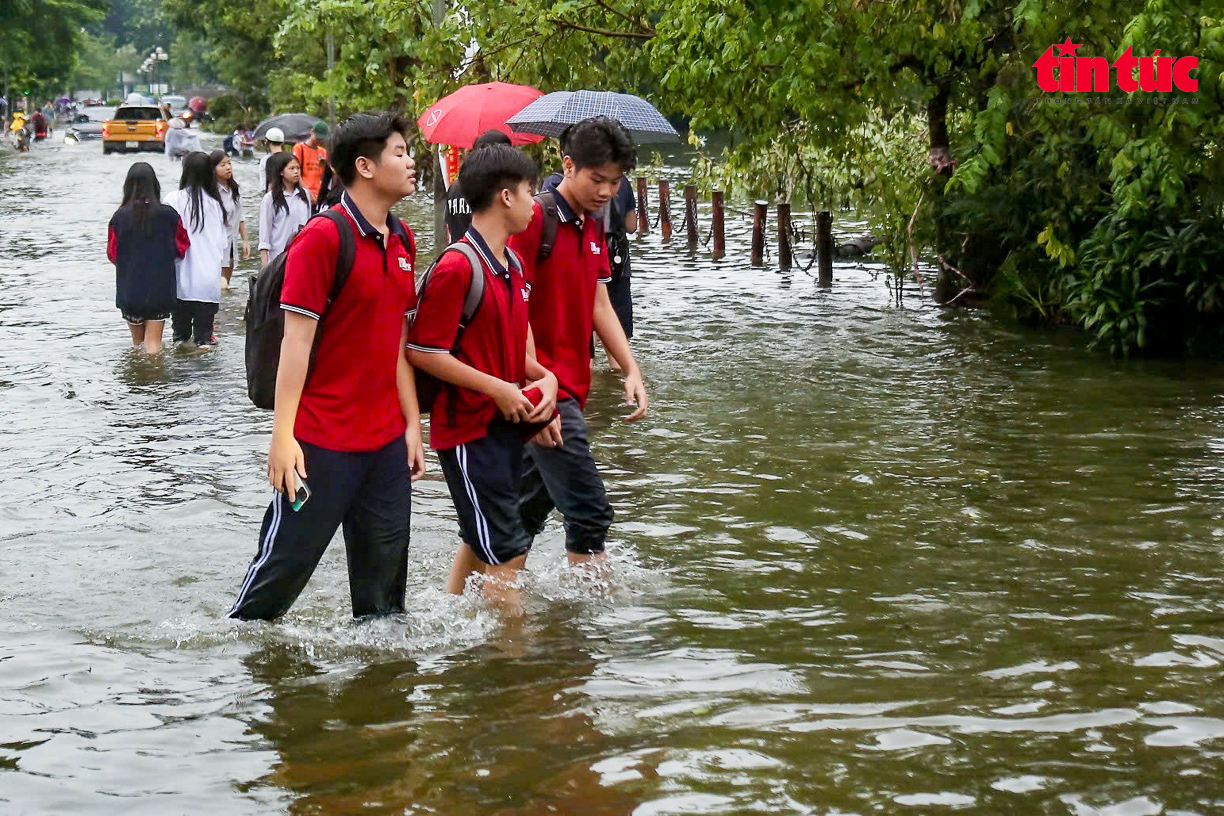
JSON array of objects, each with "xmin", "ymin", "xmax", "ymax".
[
  {"xmin": 407, "ymin": 145, "xmax": 559, "ymax": 613},
  {"xmin": 228, "ymin": 112, "xmax": 426, "ymax": 621},
  {"xmin": 507, "ymin": 116, "xmax": 648, "ymax": 576}
]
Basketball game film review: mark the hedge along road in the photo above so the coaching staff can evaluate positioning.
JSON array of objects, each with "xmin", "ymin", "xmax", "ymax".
[{"xmin": 1, "ymin": 132, "xmax": 1224, "ymax": 815}]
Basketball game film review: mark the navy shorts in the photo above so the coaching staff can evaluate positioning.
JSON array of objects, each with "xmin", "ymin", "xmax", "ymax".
[
  {"xmin": 437, "ymin": 421, "xmax": 533, "ymax": 566},
  {"xmin": 520, "ymin": 399, "xmax": 614, "ymax": 554}
]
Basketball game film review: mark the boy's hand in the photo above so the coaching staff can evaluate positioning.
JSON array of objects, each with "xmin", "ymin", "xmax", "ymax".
[
  {"xmin": 531, "ymin": 415, "xmax": 563, "ymax": 448},
  {"xmin": 406, "ymin": 426, "xmax": 426, "ymax": 482},
  {"xmin": 242, "ymin": 239, "xmax": 251, "ymax": 259},
  {"xmin": 525, "ymin": 370, "xmax": 558, "ymax": 423},
  {"xmin": 268, "ymin": 434, "xmax": 306, "ymax": 496},
  {"xmin": 622, "ymin": 370, "xmax": 648, "ymax": 421},
  {"xmin": 493, "ymin": 380, "xmax": 534, "ymax": 423}
]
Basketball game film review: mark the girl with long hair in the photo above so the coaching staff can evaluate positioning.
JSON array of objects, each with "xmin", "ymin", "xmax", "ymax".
[
  {"xmin": 258, "ymin": 152, "xmax": 312, "ymax": 267},
  {"xmin": 106, "ymin": 162, "xmax": 189, "ymax": 354},
  {"xmin": 210, "ymin": 150, "xmax": 250, "ymax": 290},
  {"xmin": 165, "ymin": 151, "xmax": 228, "ymax": 348}
]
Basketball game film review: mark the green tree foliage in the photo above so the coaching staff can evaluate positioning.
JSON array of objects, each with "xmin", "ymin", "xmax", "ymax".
[
  {"xmin": 170, "ymin": 0, "xmax": 1224, "ymax": 356},
  {"xmin": 1, "ymin": 0, "xmax": 107, "ymax": 96}
]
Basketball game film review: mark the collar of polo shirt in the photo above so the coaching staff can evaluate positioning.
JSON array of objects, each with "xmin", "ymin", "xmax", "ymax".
[
  {"xmin": 340, "ymin": 191, "xmax": 409, "ymax": 242},
  {"xmin": 465, "ymin": 227, "xmax": 520, "ymax": 279},
  {"xmin": 552, "ymin": 189, "xmax": 584, "ymax": 227}
]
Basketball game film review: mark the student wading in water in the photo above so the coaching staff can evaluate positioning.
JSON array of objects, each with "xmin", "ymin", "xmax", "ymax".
[
  {"xmin": 408, "ymin": 144, "xmax": 559, "ymax": 614},
  {"xmin": 228, "ymin": 112, "xmax": 425, "ymax": 621},
  {"xmin": 447, "ymin": 116, "xmax": 650, "ymax": 594}
]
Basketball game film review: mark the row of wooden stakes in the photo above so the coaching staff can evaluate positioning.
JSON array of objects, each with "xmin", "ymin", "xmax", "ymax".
[{"xmin": 633, "ymin": 177, "xmax": 836, "ymax": 285}]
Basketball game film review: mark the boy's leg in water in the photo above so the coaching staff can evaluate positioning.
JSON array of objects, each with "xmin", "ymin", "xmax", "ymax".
[
  {"xmin": 341, "ymin": 436, "xmax": 411, "ymax": 617},
  {"xmin": 524, "ymin": 400, "xmax": 614, "ymax": 574},
  {"xmin": 446, "ymin": 545, "xmax": 486, "ymax": 595},
  {"xmin": 438, "ymin": 428, "xmax": 532, "ymax": 611},
  {"xmin": 142, "ymin": 319, "xmax": 165, "ymax": 354},
  {"xmin": 227, "ymin": 442, "xmax": 365, "ymax": 621}
]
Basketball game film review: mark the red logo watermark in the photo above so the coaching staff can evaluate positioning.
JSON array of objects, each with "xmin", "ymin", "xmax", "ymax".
[{"xmin": 1033, "ymin": 38, "xmax": 1198, "ymax": 92}]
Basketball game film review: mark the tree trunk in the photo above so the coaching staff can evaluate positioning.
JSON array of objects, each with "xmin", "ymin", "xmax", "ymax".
[{"xmin": 927, "ymin": 79, "xmax": 955, "ymax": 176}]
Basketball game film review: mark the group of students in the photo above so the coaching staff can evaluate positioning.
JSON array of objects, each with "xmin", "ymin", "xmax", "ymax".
[
  {"xmin": 224, "ymin": 111, "xmax": 648, "ymax": 619},
  {"xmin": 107, "ymin": 122, "xmax": 336, "ymax": 351},
  {"xmin": 107, "ymin": 151, "xmax": 245, "ymax": 351}
]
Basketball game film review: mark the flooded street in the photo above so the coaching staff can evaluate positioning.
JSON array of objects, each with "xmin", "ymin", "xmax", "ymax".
[{"xmin": 2, "ymin": 131, "xmax": 1224, "ymax": 814}]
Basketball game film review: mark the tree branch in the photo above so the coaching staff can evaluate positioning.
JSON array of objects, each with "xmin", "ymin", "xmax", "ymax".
[{"xmin": 547, "ymin": 17, "xmax": 655, "ymax": 40}]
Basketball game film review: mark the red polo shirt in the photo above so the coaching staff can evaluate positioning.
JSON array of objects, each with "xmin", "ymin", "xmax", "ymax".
[
  {"xmin": 508, "ymin": 192, "xmax": 611, "ymax": 408},
  {"xmin": 408, "ymin": 227, "xmax": 531, "ymax": 450},
  {"xmin": 280, "ymin": 192, "xmax": 417, "ymax": 452}
]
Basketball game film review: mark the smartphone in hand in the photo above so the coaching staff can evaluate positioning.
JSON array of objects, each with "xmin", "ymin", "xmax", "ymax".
[{"xmin": 290, "ymin": 475, "xmax": 311, "ymax": 512}]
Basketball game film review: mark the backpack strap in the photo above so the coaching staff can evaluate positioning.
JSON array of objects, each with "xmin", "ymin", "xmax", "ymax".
[
  {"xmin": 533, "ymin": 189, "xmax": 560, "ymax": 265},
  {"xmin": 317, "ymin": 208, "xmax": 355, "ymax": 304},
  {"xmin": 412, "ymin": 242, "xmax": 486, "ymax": 338}
]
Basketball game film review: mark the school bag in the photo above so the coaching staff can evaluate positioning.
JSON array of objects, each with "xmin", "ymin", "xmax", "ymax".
[
  {"xmin": 244, "ymin": 209, "xmax": 355, "ymax": 409},
  {"xmin": 410, "ymin": 242, "xmax": 486, "ymax": 413}
]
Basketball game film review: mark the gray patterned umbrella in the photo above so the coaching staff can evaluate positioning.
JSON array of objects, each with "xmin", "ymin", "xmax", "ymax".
[{"xmin": 506, "ymin": 91, "xmax": 679, "ymax": 144}]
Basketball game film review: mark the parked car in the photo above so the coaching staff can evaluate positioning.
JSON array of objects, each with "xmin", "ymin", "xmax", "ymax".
[{"xmin": 102, "ymin": 105, "xmax": 168, "ymax": 154}]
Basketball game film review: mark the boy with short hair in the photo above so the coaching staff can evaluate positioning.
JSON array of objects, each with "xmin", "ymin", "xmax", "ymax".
[
  {"xmin": 228, "ymin": 111, "xmax": 426, "ymax": 621},
  {"xmin": 472, "ymin": 116, "xmax": 647, "ymax": 584},
  {"xmin": 407, "ymin": 144, "xmax": 558, "ymax": 613}
]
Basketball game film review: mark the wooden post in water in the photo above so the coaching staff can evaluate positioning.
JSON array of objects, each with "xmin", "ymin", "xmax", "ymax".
[
  {"xmin": 636, "ymin": 176, "xmax": 649, "ymax": 235},
  {"xmin": 777, "ymin": 202, "xmax": 792, "ymax": 271},
  {"xmin": 816, "ymin": 211, "xmax": 833, "ymax": 286},
  {"xmin": 711, "ymin": 191, "xmax": 726, "ymax": 260},
  {"xmin": 751, "ymin": 200, "xmax": 768, "ymax": 266},
  {"xmin": 659, "ymin": 180, "xmax": 672, "ymax": 241},
  {"xmin": 684, "ymin": 185, "xmax": 698, "ymax": 246}
]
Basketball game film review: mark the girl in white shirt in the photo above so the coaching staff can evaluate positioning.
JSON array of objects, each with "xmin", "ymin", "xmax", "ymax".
[
  {"xmin": 165, "ymin": 151, "xmax": 228, "ymax": 348},
  {"xmin": 258, "ymin": 152, "xmax": 312, "ymax": 267},
  {"xmin": 210, "ymin": 150, "xmax": 249, "ymax": 290}
]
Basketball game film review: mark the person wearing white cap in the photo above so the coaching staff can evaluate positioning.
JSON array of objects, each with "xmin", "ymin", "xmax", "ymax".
[{"xmin": 258, "ymin": 127, "xmax": 287, "ymax": 189}]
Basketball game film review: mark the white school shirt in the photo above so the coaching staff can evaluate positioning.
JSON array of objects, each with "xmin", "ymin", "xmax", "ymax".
[
  {"xmin": 258, "ymin": 188, "xmax": 312, "ymax": 259},
  {"xmin": 165, "ymin": 189, "xmax": 227, "ymax": 303},
  {"xmin": 218, "ymin": 184, "xmax": 244, "ymax": 241}
]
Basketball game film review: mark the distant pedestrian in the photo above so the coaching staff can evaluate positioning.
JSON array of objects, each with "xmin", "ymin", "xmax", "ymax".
[
  {"xmin": 445, "ymin": 129, "xmax": 512, "ymax": 242},
  {"xmin": 211, "ymin": 150, "xmax": 250, "ymax": 290},
  {"xmin": 107, "ymin": 162, "xmax": 189, "ymax": 354},
  {"xmin": 258, "ymin": 127, "xmax": 287, "ymax": 185},
  {"xmin": 165, "ymin": 118, "xmax": 196, "ymax": 161},
  {"xmin": 292, "ymin": 121, "xmax": 329, "ymax": 201},
  {"xmin": 31, "ymin": 110, "xmax": 47, "ymax": 142},
  {"xmin": 258, "ymin": 152, "xmax": 312, "ymax": 266},
  {"xmin": 165, "ymin": 152, "xmax": 228, "ymax": 348}
]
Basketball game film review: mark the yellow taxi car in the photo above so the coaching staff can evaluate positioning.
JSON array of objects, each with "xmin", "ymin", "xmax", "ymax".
[{"xmin": 102, "ymin": 105, "xmax": 168, "ymax": 154}]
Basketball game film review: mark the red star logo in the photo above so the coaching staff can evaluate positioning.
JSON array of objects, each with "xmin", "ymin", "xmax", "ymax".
[{"xmin": 1055, "ymin": 37, "xmax": 1082, "ymax": 57}]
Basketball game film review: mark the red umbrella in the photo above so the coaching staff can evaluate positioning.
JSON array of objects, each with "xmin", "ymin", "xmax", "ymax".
[
  {"xmin": 418, "ymin": 82, "xmax": 546, "ymax": 148},
  {"xmin": 189, "ymin": 96, "xmax": 208, "ymax": 113}
]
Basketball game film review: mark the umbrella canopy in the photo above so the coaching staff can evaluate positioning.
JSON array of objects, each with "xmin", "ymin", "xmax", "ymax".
[
  {"xmin": 254, "ymin": 113, "xmax": 324, "ymax": 143},
  {"xmin": 188, "ymin": 96, "xmax": 208, "ymax": 113},
  {"xmin": 506, "ymin": 90, "xmax": 679, "ymax": 144},
  {"xmin": 418, "ymin": 82, "xmax": 546, "ymax": 148}
]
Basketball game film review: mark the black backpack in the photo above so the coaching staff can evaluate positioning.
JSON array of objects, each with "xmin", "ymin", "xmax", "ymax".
[
  {"xmin": 410, "ymin": 242, "xmax": 486, "ymax": 413},
  {"xmin": 244, "ymin": 209, "xmax": 355, "ymax": 409}
]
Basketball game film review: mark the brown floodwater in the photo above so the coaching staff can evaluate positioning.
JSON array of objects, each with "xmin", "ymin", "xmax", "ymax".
[{"xmin": 2, "ymin": 125, "xmax": 1223, "ymax": 815}]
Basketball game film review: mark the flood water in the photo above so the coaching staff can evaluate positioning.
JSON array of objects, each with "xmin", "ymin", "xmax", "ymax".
[{"xmin": 2, "ymin": 128, "xmax": 1224, "ymax": 815}]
